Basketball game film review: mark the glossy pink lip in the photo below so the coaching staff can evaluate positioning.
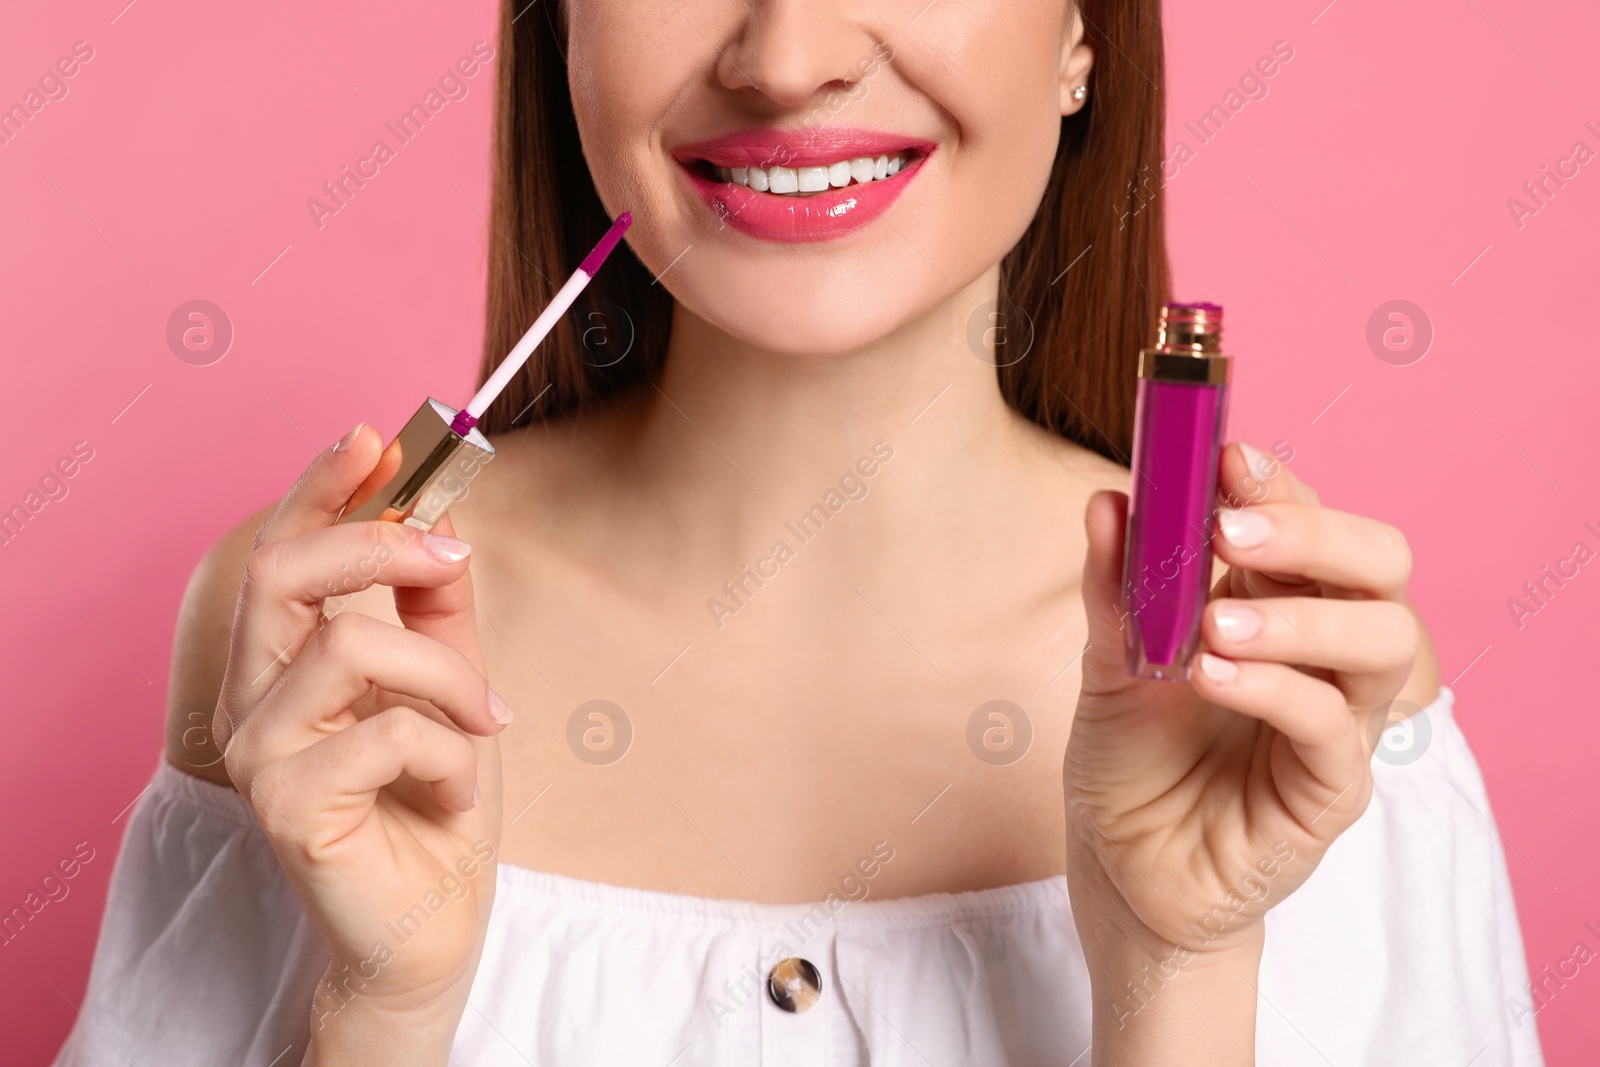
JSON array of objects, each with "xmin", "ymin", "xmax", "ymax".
[{"xmin": 671, "ymin": 126, "xmax": 935, "ymax": 243}]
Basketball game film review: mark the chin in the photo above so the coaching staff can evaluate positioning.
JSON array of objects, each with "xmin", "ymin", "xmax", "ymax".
[
  {"xmin": 619, "ymin": 189, "xmax": 1024, "ymax": 360},
  {"xmin": 667, "ymin": 254, "xmax": 957, "ymax": 358}
]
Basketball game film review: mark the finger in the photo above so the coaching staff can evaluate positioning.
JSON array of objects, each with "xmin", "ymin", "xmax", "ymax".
[
  {"xmin": 1217, "ymin": 441, "xmax": 1319, "ymax": 509},
  {"xmin": 226, "ymin": 612, "xmax": 503, "ymax": 775},
  {"xmin": 393, "ymin": 513, "xmax": 489, "ymax": 676},
  {"xmin": 1213, "ymin": 503, "xmax": 1412, "ymax": 599},
  {"xmin": 254, "ymin": 707, "xmax": 481, "ymax": 851},
  {"xmin": 231, "ymin": 520, "xmax": 473, "ymax": 693},
  {"xmin": 1202, "ymin": 597, "xmax": 1418, "ymax": 700},
  {"xmin": 344, "ymin": 437, "xmax": 405, "ymax": 516},
  {"xmin": 1225, "ymin": 566, "xmax": 1320, "ymax": 602},
  {"xmin": 254, "ymin": 424, "xmax": 384, "ymax": 546},
  {"xmin": 1187, "ymin": 652, "xmax": 1371, "ymax": 823},
  {"xmin": 1078, "ymin": 489, "xmax": 1139, "ymax": 696}
]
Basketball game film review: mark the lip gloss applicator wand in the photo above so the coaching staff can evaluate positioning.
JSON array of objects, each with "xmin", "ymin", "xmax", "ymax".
[
  {"xmin": 336, "ymin": 212, "xmax": 633, "ymax": 534},
  {"xmin": 318, "ymin": 212, "xmax": 631, "ymax": 618}
]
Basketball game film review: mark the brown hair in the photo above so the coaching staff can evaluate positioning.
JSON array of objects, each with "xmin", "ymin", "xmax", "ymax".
[{"xmin": 476, "ymin": 0, "xmax": 1169, "ymax": 464}]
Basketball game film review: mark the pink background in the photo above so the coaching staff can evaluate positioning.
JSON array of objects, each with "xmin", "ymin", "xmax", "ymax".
[{"xmin": 2, "ymin": 0, "xmax": 1595, "ymax": 1062}]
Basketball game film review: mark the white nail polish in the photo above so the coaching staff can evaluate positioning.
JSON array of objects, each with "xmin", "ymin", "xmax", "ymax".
[
  {"xmin": 1199, "ymin": 652, "xmax": 1239, "ymax": 683},
  {"xmin": 488, "ymin": 688, "xmax": 513, "ymax": 725},
  {"xmin": 1213, "ymin": 604, "xmax": 1261, "ymax": 640},
  {"xmin": 1219, "ymin": 508, "xmax": 1271, "ymax": 549},
  {"xmin": 1239, "ymin": 441, "xmax": 1275, "ymax": 481},
  {"xmin": 423, "ymin": 533, "xmax": 472, "ymax": 563},
  {"xmin": 331, "ymin": 424, "xmax": 364, "ymax": 453}
]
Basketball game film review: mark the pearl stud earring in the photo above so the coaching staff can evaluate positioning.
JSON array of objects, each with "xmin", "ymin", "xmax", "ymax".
[{"xmin": 1072, "ymin": 85, "xmax": 1088, "ymax": 102}]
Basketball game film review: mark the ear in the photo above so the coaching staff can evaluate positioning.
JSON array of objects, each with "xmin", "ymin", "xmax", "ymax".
[{"xmin": 1059, "ymin": 8, "xmax": 1095, "ymax": 116}]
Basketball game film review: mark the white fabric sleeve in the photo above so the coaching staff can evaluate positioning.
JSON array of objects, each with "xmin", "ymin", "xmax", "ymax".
[
  {"xmin": 1258, "ymin": 686, "xmax": 1546, "ymax": 1065},
  {"xmin": 52, "ymin": 760, "xmax": 328, "ymax": 1067}
]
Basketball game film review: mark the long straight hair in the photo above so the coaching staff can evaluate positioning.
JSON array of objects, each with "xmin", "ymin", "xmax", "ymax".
[{"xmin": 476, "ymin": 1, "xmax": 1169, "ymax": 464}]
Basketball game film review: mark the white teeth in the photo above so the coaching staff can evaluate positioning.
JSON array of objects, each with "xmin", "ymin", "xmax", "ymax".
[
  {"xmin": 769, "ymin": 166, "xmax": 799, "ymax": 194},
  {"xmin": 712, "ymin": 152, "xmax": 915, "ymax": 196}
]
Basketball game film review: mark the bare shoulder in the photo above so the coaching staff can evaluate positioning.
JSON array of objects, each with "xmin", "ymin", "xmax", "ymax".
[
  {"xmin": 450, "ymin": 389, "xmax": 650, "ymax": 555},
  {"xmin": 164, "ymin": 503, "xmax": 274, "ymax": 787},
  {"xmin": 1014, "ymin": 414, "xmax": 1132, "ymax": 497},
  {"xmin": 473, "ymin": 392, "xmax": 646, "ymax": 497}
]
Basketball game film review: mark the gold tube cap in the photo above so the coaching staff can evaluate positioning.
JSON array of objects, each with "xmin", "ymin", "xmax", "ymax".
[{"xmin": 338, "ymin": 399, "xmax": 495, "ymax": 530}]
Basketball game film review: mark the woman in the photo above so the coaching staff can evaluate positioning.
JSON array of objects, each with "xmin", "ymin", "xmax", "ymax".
[{"xmin": 57, "ymin": 1, "xmax": 1541, "ymax": 1064}]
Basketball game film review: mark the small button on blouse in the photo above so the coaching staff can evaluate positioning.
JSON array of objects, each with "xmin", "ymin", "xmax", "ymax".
[{"xmin": 767, "ymin": 957, "xmax": 822, "ymax": 1013}]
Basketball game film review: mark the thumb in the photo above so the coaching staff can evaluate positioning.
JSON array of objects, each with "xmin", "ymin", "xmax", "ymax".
[
  {"xmin": 256, "ymin": 423, "xmax": 384, "ymax": 545},
  {"xmin": 1080, "ymin": 489, "xmax": 1134, "ymax": 695},
  {"xmin": 392, "ymin": 512, "xmax": 487, "ymax": 674}
]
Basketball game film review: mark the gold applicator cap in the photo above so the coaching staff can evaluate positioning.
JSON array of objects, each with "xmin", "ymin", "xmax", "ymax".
[{"xmin": 338, "ymin": 398, "xmax": 495, "ymax": 531}]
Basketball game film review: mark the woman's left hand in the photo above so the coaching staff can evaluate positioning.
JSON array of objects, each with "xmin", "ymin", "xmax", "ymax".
[{"xmin": 1064, "ymin": 441, "xmax": 1427, "ymax": 1044}]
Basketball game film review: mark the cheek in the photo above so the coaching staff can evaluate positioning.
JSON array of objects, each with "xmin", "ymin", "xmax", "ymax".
[
  {"xmin": 921, "ymin": 4, "xmax": 1069, "ymax": 231},
  {"xmin": 568, "ymin": 3, "xmax": 683, "ymax": 125},
  {"xmin": 567, "ymin": 3, "xmax": 713, "ymax": 269}
]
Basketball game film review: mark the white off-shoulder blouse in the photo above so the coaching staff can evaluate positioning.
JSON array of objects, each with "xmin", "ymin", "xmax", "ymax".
[{"xmin": 54, "ymin": 687, "xmax": 1544, "ymax": 1066}]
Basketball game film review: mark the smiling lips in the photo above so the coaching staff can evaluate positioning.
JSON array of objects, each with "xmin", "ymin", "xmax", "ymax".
[{"xmin": 673, "ymin": 127, "xmax": 934, "ymax": 243}]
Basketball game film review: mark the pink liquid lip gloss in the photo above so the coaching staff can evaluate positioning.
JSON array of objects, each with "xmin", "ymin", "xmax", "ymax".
[
  {"xmin": 321, "ymin": 212, "xmax": 632, "ymax": 617},
  {"xmin": 1121, "ymin": 302, "xmax": 1232, "ymax": 681}
]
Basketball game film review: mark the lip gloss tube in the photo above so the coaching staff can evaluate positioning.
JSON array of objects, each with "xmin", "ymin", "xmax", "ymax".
[{"xmin": 1121, "ymin": 302, "xmax": 1232, "ymax": 681}]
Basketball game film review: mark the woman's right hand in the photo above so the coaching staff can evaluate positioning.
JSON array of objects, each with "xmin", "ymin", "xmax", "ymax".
[{"xmin": 211, "ymin": 424, "xmax": 508, "ymax": 1065}]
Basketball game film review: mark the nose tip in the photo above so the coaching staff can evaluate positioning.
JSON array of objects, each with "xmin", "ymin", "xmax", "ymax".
[{"xmin": 716, "ymin": 3, "xmax": 881, "ymax": 112}]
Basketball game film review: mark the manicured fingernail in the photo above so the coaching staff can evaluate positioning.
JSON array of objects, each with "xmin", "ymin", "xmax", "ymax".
[
  {"xmin": 1219, "ymin": 507, "xmax": 1271, "ymax": 548},
  {"xmin": 331, "ymin": 423, "xmax": 365, "ymax": 453},
  {"xmin": 1238, "ymin": 441, "xmax": 1273, "ymax": 481},
  {"xmin": 1212, "ymin": 603, "xmax": 1261, "ymax": 641},
  {"xmin": 1199, "ymin": 653, "xmax": 1239, "ymax": 683},
  {"xmin": 489, "ymin": 688, "xmax": 513, "ymax": 725},
  {"xmin": 469, "ymin": 783, "xmax": 481, "ymax": 809},
  {"xmin": 423, "ymin": 533, "xmax": 471, "ymax": 563}
]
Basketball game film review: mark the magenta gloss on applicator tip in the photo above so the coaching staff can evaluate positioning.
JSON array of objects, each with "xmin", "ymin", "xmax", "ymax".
[{"xmin": 1120, "ymin": 302, "xmax": 1232, "ymax": 681}]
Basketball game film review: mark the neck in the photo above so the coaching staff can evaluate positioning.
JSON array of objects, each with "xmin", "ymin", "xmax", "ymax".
[
  {"xmin": 638, "ymin": 264, "xmax": 1019, "ymax": 499},
  {"xmin": 558, "ymin": 262, "xmax": 1104, "ymax": 597}
]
